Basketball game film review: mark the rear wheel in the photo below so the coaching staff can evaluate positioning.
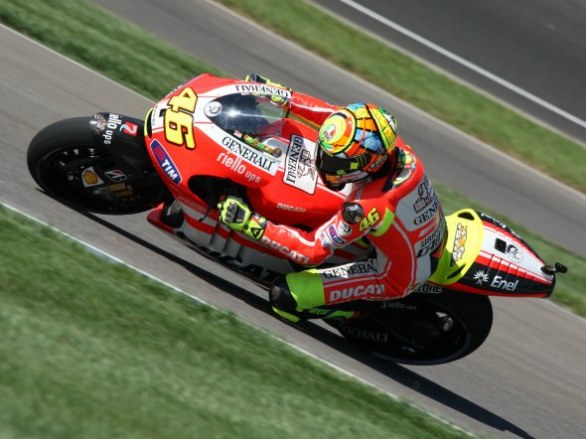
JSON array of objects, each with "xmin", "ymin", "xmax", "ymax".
[
  {"xmin": 27, "ymin": 117, "xmax": 166, "ymax": 213},
  {"xmin": 328, "ymin": 291, "xmax": 493, "ymax": 365}
]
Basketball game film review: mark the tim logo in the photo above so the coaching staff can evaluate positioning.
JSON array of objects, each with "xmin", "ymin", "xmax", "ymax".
[
  {"xmin": 150, "ymin": 139, "xmax": 181, "ymax": 184},
  {"xmin": 120, "ymin": 121, "xmax": 139, "ymax": 136}
]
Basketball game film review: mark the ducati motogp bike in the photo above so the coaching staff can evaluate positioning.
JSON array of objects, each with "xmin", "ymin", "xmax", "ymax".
[{"xmin": 27, "ymin": 74, "xmax": 567, "ymax": 364}]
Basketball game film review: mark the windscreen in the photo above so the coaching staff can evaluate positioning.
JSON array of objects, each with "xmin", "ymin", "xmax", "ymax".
[{"xmin": 206, "ymin": 93, "xmax": 288, "ymax": 140}]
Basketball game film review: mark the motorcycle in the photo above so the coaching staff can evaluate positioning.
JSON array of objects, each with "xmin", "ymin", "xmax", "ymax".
[{"xmin": 27, "ymin": 74, "xmax": 567, "ymax": 365}]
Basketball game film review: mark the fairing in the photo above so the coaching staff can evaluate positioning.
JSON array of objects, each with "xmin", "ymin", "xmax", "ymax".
[{"xmin": 144, "ymin": 73, "xmax": 354, "ymax": 227}]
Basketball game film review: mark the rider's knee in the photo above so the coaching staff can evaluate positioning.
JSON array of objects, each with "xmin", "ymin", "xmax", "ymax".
[{"xmin": 269, "ymin": 277, "xmax": 298, "ymax": 312}]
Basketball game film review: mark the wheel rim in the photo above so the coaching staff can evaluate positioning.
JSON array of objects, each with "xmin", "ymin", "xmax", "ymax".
[{"xmin": 36, "ymin": 144, "xmax": 163, "ymax": 213}]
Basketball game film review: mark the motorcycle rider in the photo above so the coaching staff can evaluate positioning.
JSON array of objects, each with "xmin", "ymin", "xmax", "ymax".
[{"xmin": 218, "ymin": 74, "xmax": 447, "ymax": 323}]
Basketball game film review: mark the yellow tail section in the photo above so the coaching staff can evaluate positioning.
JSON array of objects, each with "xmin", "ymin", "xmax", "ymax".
[{"xmin": 429, "ymin": 209, "xmax": 484, "ymax": 286}]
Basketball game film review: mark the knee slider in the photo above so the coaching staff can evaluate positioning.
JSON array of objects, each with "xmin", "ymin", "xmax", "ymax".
[{"xmin": 269, "ymin": 277, "xmax": 298, "ymax": 312}]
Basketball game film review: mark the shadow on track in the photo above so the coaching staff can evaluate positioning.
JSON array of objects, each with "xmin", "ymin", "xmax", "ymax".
[{"xmin": 82, "ymin": 210, "xmax": 535, "ymax": 439}]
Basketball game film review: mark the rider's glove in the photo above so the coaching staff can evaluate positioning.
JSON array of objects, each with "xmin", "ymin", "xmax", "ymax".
[
  {"xmin": 217, "ymin": 196, "xmax": 267, "ymax": 240},
  {"xmin": 244, "ymin": 73, "xmax": 290, "ymax": 107}
]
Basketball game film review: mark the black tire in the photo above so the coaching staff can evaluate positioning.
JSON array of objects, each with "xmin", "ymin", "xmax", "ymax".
[
  {"xmin": 27, "ymin": 117, "xmax": 165, "ymax": 214},
  {"xmin": 330, "ymin": 291, "xmax": 493, "ymax": 365}
]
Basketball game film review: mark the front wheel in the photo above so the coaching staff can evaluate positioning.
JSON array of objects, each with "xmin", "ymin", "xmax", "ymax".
[
  {"xmin": 329, "ymin": 291, "xmax": 493, "ymax": 365},
  {"xmin": 27, "ymin": 117, "xmax": 166, "ymax": 214}
]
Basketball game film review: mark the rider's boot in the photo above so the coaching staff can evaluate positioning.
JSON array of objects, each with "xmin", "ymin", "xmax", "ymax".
[
  {"xmin": 269, "ymin": 275, "xmax": 357, "ymax": 323},
  {"xmin": 269, "ymin": 277, "xmax": 305, "ymax": 323}
]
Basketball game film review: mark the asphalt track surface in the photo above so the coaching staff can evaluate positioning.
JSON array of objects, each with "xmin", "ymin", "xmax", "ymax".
[
  {"xmin": 1, "ymin": 2, "xmax": 585, "ymax": 438},
  {"xmin": 312, "ymin": 0, "xmax": 586, "ymax": 145}
]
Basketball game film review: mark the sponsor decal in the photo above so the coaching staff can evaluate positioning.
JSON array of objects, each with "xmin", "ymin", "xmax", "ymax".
[
  {"xmin": 98, "ymin": 113, "xmax": 122, "ymax": 145},
  {"xmin": 451, "ymin": 223, "xmax": 468, "ymax": 264},
  {"xmin": 368, "ymin": 153, "xmax": 387, "ymax": 171},
  {"xmin": 329, "ymin": 284, "xmax": 385, "ymax": 302},
  {"xmin": 414, "ymin": 197, "xmax": 440, "ymax": 226},
  {"xmin": 413, "ymin": 177, "xmax": 435, "ymax": 213},
  {"xmin": 381, "ymin": 301, "xmax": 417, "ymax": 311},
  {"xmin": 150, "ymin": 139, "xmax": 181, "ymax": 184},
  {"xmin": 276, "ymin": 203, "xmax": 306, "ymax": 213},
  {"xmin": 415, "ymin": 224, "xmax": 444, "ymax": 258},
  {"xmin": 473, "ymin": 270, "xmax": 490, "ymax": 286},
  {"xmin": 490, "ymin": 275, "xmax": 519, "ymax": 291},
  {"xmin": 411, "ymin": 177, "xmax": 442, "ymax": 227},
  {"xmin": 344, "ymin": 326, "xmax": 389, "ymax": 343},
  {"xmin": 234, "ymin": 84, "xmax": 292, "ymax": 100},
  {"xmin": 395, "ymin": 176, "xmax": 441, "ymax": 232},
  {"xmin": 81, "ymin": 167, "xmax": 103, "ymax": 188},
  {"xmin": 247, "ymin": 217, "xmax": 266, "ymax": 240},
  {"xmin": 338, "ymin": 221, "xmax": 352, "ymax": 238},
  {"xmin": 204, "ymin": 101, "xmax": 222, "ymax": 118},
  {"xmin": 506, "ymin": 244, "xmax": 523, "ymax": 263},
  {"xmin": 216, "ymin": 152, "xmax": 261, "ymax": 183},
  {"xmin": 413, "ymin": 283, "xmax": 443, "ymax": 294},
  {"xmin": 185, "ymin": 236, "xmax": 280, "ymax": 283},
  {"xmin": 319, "ymin": 230, "xmax": 334, "ymax": 249},
  {"xmin": 283, "ymin": 135, "xmax": 318, "ymax": 194},
  {"xmin": 221, "ymin": 136, "xmax": 280, "ymax": 175},
  {"xmin": 120, "ymin": 121, "xmax": 138, "ymax": 136},
  {"xmin": 306, "ymin": 308, "xmax": 331, "ymax": 316},
  {"xmin": 322, "ymin": 259, "xmax": 378, "ymax": 280},
  {"xmin": 104, "ymin": 169, "xmax": 127, "ymax": 183},
  {"xmin": 327, "ymin": 225, "xmax": 346, "ymax": 246},
  {"xmin": 260, "ymin": 236, "xmax": 310, "ymax": 264}
]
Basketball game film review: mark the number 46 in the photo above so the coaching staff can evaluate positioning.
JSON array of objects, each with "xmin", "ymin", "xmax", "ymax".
[
  {"xmin": 359, "ymin": 208, "xmax": 380, "ymax": 231},
  {"xmin": 164, "ymin": 87, "xmax": 197, "ymax": 149}
]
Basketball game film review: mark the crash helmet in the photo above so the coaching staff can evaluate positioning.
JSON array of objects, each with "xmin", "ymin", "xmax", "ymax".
[{"xmin": 316, "ymin": 103, "xmax": 398, "ymax": 189}]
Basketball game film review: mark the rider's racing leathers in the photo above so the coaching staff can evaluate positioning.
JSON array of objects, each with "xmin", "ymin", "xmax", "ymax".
[{"xmin": 265, "ymin": 91, "xmax": 448, "ymax": 319}]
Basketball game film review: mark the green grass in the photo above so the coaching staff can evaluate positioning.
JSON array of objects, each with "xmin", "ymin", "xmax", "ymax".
[
  {"xmin": 216, "ymin": 0, "xmax": 586, "ymax": 193},
  {"xmin": 0, "ymin": 206, "xmax": 470, "ymax": 439}
]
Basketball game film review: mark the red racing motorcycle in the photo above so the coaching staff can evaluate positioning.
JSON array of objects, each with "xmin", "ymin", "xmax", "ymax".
[{"xmin": 27, "ymin": 74, "xmax": 567, "ymax": 364}]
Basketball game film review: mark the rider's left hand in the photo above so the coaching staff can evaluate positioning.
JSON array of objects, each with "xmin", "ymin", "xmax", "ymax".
[{"xmin": 217, "ymin": 196, "xmax": 267, "ymax": 240}]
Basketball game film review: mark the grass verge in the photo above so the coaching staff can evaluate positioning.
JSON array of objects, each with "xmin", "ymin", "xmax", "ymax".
[
  {"xmin": 0, "ymin": 0, "xmax": 583, "ymax": 313},
  {"xmin": 216, "ymin": 0, "xmax": 586, "ymax": 193},
  {"xmin": 0, "ymin": 205, "xmax": 470, "ymax": 439}
]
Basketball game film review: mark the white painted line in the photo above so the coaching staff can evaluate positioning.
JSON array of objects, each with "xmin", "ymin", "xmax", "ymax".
[{"xmin": 336, "ymin": 0, "xmax": 586, "ymax": 131}]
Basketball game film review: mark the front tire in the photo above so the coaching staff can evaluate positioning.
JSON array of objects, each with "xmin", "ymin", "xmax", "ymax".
[{"xmin": 27, "ymin": 117, "xmax": 165, "ymax": 214}]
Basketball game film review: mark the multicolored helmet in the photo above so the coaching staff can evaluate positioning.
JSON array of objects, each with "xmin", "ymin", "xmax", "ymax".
[{"xmin": 316, "ymin": 103, "xmax": 398, "ymax": 189}]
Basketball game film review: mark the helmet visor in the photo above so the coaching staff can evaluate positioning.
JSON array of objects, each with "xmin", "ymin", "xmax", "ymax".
[{"xmin": 316, "ymin": 147, "xmax": 372, "ymax": 176}]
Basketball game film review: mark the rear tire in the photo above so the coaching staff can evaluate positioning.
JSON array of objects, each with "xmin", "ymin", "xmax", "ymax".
[
  {"xmin": 329, "ymin": 291, "xmax": 493, "ymax": 365},
  {"xmin": 27, "ymin": 117, "xmax": 165, "ymax": 214}
]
